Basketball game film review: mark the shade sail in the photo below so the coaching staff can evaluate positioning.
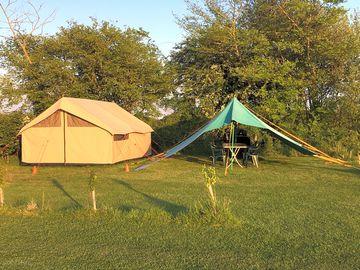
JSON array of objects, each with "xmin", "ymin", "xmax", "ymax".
[{"xmin": 164, "ymin": 98, "xmax": 315, "ymax": 157}]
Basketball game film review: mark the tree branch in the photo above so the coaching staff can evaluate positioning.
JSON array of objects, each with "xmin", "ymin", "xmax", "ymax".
[{"xmin": 0, "ymin": 0, "xmax": 56, "ymax": 64}]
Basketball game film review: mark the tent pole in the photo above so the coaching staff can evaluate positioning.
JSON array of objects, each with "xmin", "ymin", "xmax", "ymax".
[
  {"xmin": 224, "ymin": 123, "xmax": 232, "ymax": 176},
  {"xmin": 231, "ymin": 122, "xmax": 235, "ymax": 170},
  {"xmin": 314, "ymin": 155, "xmax": 354, "ymax": 168}
]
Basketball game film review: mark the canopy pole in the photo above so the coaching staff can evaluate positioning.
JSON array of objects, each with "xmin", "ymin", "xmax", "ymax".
[
  {"xmin": 231, "ymin": 122, "xmax": 235, "ymax": 170},
  {"xmin": 224, "ymin": 123, "xmax": 233, "ymax": 176},
  {"xmin": 314, "ymin": 155, "xmax": 354, "ymax": 168}
]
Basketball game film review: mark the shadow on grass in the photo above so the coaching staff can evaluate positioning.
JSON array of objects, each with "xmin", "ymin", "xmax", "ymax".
[
  {"xmin": 173, "ymin": 155, "xmax": 213, "ymax": 165},
  {"xmin": 264, "ymin": 158, "xmax": 360, "ymax": 177},
  {"xmin": 112, "ymin": 179, "xmax": 187, "ymax": 217},
  {"xmin": 325, "ymin": 166, "xmax": 360, "ymax": 177},
  {"xmin": 51, "ymin": 179, "xmax": 82, "ymax": 209},
  {"xmin": 118, "ymin": 204, "xmax": 144, "ymax": 212},
  {"xmin": 12, "ymin": 199, "xmax": 27, "ymax": 208}
]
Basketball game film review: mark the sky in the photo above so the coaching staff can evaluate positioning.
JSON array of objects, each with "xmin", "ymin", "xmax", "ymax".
[
  {"xmin": 1, "ymin": 0, "xmax": 360, "ymax": 57},
  {"xmin": 18, "ymin": 0, "xmax": 189, "ymax": 57}
]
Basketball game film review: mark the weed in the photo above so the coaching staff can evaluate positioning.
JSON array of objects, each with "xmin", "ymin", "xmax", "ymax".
[{"xmin": 26, "ymin": 199, "xmax": 38, "ymax": 212}]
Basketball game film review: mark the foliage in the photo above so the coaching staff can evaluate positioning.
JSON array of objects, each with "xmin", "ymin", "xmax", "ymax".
[
  {"xmin": 0, "ymin": 19, "xmax": 172, "ymax": 117},
  {"xmin": 202, "ymin": 165, "xmax": 217, "ymax": 204},
  {"xmin": 148, "ymin": 109, "xmax": 210, "ymax": 153},
  {"xmin": 0, "ymin": 111, "xmax": 24, "ymax": 156},
  {"xmin": 88, "ymin": 170, "xmax": 97, "ymax": 191}
]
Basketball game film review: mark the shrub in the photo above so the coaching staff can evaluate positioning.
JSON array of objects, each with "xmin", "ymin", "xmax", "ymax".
[{"xmin": 0, "ymin": 112, "xmax": 24, "ymax": 157}]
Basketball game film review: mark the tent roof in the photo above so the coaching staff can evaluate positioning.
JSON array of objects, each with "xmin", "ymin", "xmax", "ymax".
[
  {"xmin": 164, "ymin": 97, "xmax": 315, "ymax": 157},
  {"xmin": 19, "ymin": 97, "xmax": 153, "ymax": 135}
]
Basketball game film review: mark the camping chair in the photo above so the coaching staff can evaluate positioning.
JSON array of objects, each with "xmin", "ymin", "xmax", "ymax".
[
  {"xmin": 210, "ymin": 143, "xmax": 226, "ymax": 165},
  {"xmin": 244, "ymin": 141, "xmax": 264, "ymax": 168}
]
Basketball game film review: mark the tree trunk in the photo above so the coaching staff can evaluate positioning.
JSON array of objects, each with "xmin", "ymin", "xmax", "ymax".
[
  {"xmin": 207, "ymin": 185, "xmax": 216, "ymax": 213},
  {"xmin": 0, "ymin": 187, "xmax": 4, "ymax": 207},
  {"xmin": 90, "ymin": 190, "xmax": 96, "ymax": 211}
]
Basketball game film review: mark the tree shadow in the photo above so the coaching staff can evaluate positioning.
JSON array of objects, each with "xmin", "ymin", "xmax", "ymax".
[
  {"xmin": 325, "ymin": 167, "xmax": 360, "ymax": 177},
  {"xmin": 118, "ymin": 204, "xmax": 144, "ymax": 212},
  {"xmin": 51, "ymin": 179, "xmax": 82, "ymax": 208},
  {"xmin": 12, "ymin": 199, "xmax": 27, "ymax": 208},
  {"xmin": 173, "ymin": 154, "xmax": 213, "ymax": 165},
  {"xmin": 112, "ymin": 179, "xmax": 187, "ymax": 217},
  {"xmin": 263, "ymin": 158, "xmax": 360, "ymax": 177}
]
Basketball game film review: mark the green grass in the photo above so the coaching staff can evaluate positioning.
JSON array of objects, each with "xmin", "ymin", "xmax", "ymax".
[{"xmin": 0, "ymin": 155, "xmax": 359, "ymax": 269}]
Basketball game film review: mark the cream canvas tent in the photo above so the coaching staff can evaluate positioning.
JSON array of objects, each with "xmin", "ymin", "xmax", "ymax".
[{"xmin": 18, "ymin": 97, "xmax": 153, "ymax": 164}]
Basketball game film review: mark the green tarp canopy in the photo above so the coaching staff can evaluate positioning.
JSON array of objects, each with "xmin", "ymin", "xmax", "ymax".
[{"xmin": 164, "ymin": 98, "xmax": 315, "ymax": 158}]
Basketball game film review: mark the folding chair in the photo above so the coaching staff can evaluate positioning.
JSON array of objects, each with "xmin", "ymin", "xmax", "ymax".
[{"xmin": 210, "ymin": 143, "xmax": 226, "ymax": 165}]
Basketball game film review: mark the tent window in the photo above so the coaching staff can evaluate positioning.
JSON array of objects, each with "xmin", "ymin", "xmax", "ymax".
[
  {"xmin": 114, "ymin": 134, "xmax": 129, "ymax": 141},
  {"xmin": 67, "ymin": 114, "xmax": 96, "ymax": 127},
  {"xmin": 33, "ymin": 111, "xmax": 61, "ymax": 127}
]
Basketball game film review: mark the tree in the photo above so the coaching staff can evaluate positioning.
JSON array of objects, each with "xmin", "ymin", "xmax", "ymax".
[
  {"xmin": 0, "ymin": 170, "xmax": 4, "ymax": 207},
  {"xmin": 171, "ymin": 0, "xmax": 305, "ymax": 120},
  {"xmin": 0, "ymin": 0, "xmax": 55, "ymax": 64},
  {"xmin": 0, "ymin": 19, "xmax": 171, "ymax": 116},
  {"xmin": 169, "ymin": 0, "xmax": 360, "ymax": 155},
  {"xmin": 0, "ymin": 111, "xmax": 24, "ymax": 157},
  {"xmin": 88, "ymin": 171, "xmax": 97, "ymax": 211}
]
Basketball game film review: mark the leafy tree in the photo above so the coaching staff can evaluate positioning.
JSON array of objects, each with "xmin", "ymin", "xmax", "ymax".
[
  {"xmin": 0, "ymin": 19, "xmax": 171, "ymax": 117},
  {"xmin": 0, "ymin": 111, "xmax": 24, "ymax": 157},
  {"xmin": 169, "ymin": 0, "xmax": 360, "ymax": 156},
  {"xmin": 0, "ymin": 0, "xmax": 55, "ymax": 64}
]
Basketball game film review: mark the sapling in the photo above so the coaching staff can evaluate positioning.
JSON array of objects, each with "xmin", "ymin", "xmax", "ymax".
[
  {"xmin": 0, "ymin": 163, "xmax": 8, "ymax": 207},
  {"xmin": 0, "ymin": 175, "xmax": 3, "ymax": 207},
  {"xmin": 89, "ymin": 171, "xmax": 97, "ymax": 211},
  {"xmin": 202, "ymin": 165, "xmax": 218, "ymax": 214}
]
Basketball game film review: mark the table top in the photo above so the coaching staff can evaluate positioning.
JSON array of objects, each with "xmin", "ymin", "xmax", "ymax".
[{"xmin": 222, "ymin": 143, "xmax": 249, "ymax": 149}]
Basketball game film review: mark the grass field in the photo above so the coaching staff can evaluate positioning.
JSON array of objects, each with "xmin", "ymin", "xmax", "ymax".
[{"xmin": 0, "ymin": 155, "xmax": 359, "ymax": 269}]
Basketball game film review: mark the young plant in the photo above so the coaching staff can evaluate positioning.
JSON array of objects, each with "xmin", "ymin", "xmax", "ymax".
[
  {"xmin": 0, "ymin": 161, "xmax": 9, "ymax": 208},
  {"xmin": 89, "ymin": 171, "xmax": 97, "ymax": 211},
  {"xmin": 202, "ymin": 165, "xmax": 218, "ymax": 214},
  {"xmin": 0, "ymin": 173, "xmax": 4, "ymax": 207},
  {"xmin": 26, "ymin": 198, "xmax": 38, "ymax": 211}
]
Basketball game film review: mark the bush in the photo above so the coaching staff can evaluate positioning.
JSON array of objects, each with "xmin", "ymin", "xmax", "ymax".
[
  {"xmin": 148, "ymin": 110, "xmax": 209, "ymax": 155},
  {"xmin": 0, "ymin": 112, "xmax": 24, "ymax": 157}
]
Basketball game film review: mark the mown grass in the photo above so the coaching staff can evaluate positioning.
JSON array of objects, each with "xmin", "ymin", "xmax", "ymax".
[{"xmin": 0, "ymin": 155, "xmax": 359, "ymax": 269}]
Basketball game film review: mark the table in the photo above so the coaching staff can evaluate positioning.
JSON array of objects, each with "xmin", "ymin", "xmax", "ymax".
[{"xmin": 223, "ymin": 143, "xmax": 248, "ymax": 174}]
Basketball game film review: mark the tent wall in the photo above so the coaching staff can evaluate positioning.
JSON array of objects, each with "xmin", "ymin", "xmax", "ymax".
[
  {"xmin": 65, "ymin": 127, "xmax": 113, "ymax": 164},
  {"xmin": 112, "ymin": 132, "xmax": 151, "ymax": 163},
  {"xmin": 63, "ymin": 111, "xmax": 113, "ymax": 164},
  {"xmin": 21, "ymin": 127, "xmax": 64, "ymax": 164},
  {"xmin": 20, "ymin": 108, "xmax": 153, "ymax": 164}
]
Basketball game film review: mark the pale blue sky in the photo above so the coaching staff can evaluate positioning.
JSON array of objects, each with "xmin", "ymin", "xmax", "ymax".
[
  {"xmin": 28, "ymin": 0, "xmax": 189, "ymax": 57},
  {"xmin": 3, "ymin": 0, "xmax": 360, "ymax": 56}
]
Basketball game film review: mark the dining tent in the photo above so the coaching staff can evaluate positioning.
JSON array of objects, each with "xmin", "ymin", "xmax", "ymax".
[
  {"xmin": 163, "ymin": 97, "xmax": 348, "ymax": 167},
  {"xmin": 18, "ymin": 97, "xmax": 153, "ymax": 164}
]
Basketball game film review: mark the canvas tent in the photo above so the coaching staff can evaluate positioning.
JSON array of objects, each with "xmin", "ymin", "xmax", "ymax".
[
  {"xmin": 18, "ymin": 97, "xmax": 153, "ymax": 164},
  {"xmin": 163, "ymin": 98, "xmax": 348, "ymax": 167}
]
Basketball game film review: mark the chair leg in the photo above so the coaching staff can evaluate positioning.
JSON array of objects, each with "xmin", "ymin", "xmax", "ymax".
[
  {"xmin": 253, "ymin": 155, "xmax": 259, "ymax": 168},
  {"xmin": 210, "ymin": 156, "xmax": 215, "ymax": 165},
  {"xmin": 243, "ymin": 152, "xmax": 248, "ymax": 167}
]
